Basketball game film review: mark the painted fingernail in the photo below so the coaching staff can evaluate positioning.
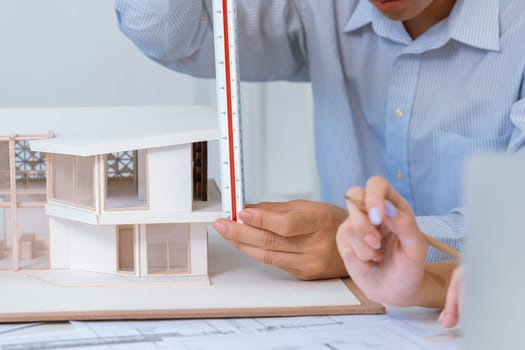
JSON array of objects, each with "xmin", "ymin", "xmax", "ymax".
[
  {"xmin": 385, "ymin": 200, "xmax": 398, "ymax": 218},
  {"xmin": 239, "ymin": 209, "xmax": 253, "ymax": 222},
  {"xmin": 369, "ymin": 207, "xmax": 382, "ymax": 225},
  {"xmin": 364, "ymin": 234, "xmax": 382, "ymax": 250}
]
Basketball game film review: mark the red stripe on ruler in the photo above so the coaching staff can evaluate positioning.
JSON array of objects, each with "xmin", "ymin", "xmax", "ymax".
[{"xmin": 222, "ymin": 0, "xmax": 238, "ymax": 221}]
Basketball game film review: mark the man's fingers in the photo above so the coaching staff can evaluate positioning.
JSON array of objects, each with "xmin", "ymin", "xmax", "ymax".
[
  {"xmin": 246, "ymin": 200, "xmax": 308, "ymax": 213},
  {"xmin": 221, "ymin": 238, "xmax": 305, "ymax": 270},
  {"xmin": 239, "ymin": 207, "xmax": 318, "ymax": 237},
  {"xmin": 213, "ymin": 219, "xmax": 302, "ymax": 252}
]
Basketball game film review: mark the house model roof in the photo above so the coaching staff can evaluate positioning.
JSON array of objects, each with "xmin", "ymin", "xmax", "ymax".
[{"xmin": 0, "ymin": 106, "xmax": 219, "ymax": 156}]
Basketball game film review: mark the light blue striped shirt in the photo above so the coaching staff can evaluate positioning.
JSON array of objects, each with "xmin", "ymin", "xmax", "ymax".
[{"xmin": 116, "ymin": 0, "xmax": 525, "ymax": 261}]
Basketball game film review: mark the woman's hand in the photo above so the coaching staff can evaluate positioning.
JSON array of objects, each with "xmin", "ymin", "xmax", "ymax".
[{"xmin": 336, "ymin": 176, "xmax": 433, "ymax": 306}]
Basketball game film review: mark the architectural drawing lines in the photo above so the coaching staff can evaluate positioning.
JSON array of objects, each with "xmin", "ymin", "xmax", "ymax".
[{"xmin": 0, "ymin": 314, "xmax": 461, "ymax": 350}]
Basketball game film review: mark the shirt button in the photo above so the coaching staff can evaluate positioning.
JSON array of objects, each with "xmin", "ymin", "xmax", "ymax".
[
  {"xmin": 396, "ymin": 171, "xmax": 404, "ymax": 181},
  {"xmin": 394, "ymin": 109, "xmax": 404, "ymax": 119}
]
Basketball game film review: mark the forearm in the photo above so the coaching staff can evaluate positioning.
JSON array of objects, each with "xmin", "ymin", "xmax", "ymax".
[
  {"xmin": 413, "ymin": 261, "xmax": 459, "ymax": 308},
  {"xmin": 116, "ymin": 0, "xmax": 309, "ymax": 81},
  {"xmin": 116, "ymin": 0, "xmax": 216, "ymax": 77}
]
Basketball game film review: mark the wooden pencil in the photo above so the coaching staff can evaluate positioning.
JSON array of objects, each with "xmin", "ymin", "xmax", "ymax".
[{"xmin": 345, "ymin": 196, "xmax": 461, "ymax": 260}]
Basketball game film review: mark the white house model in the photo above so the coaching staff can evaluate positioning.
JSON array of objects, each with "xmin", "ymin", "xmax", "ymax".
[
  {"xmin": 0, "ymin": 106, "xmax": 222, "ymax": 285},
  {"xmin": 0, "ymin": 106, "xmax": 370, "ymax": 322}
]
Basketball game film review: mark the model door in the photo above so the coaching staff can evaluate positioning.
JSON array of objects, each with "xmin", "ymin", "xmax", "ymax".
[{"xmin": 117, "ymin": 225, "xmax": 136, "ymax": 274}]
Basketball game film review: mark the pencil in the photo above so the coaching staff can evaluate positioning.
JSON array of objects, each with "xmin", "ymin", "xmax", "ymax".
[{"xmin": 345, "ymin": 196, "xmax": 461, "ymax": 260}]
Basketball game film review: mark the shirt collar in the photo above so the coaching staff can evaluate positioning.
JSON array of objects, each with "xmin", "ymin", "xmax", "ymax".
[
  {"xmin": 449, "ymin": 0, "xmax": 500, "ymax": 51},
  {"xmin": 344, "ymin": 0, "xmax": 500, "ymax": 52},
  {"xmin": 344, "ymin": 1, "xmax": 374, "ymax": 33}
]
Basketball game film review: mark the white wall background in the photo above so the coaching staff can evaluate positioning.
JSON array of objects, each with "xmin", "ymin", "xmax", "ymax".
[{"xmin": 0, "ymin": 0, "xmax": 318, "ymax": 203}]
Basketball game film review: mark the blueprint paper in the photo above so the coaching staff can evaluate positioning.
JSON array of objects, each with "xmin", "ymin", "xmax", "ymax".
[{"xmin": 0, "ymin": 313, "xmax": 461, "ymax": 350}]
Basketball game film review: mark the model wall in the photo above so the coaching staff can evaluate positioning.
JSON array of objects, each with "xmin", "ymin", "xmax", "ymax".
[
  {"xmin": 148, "ymin": 145, "xmax": 192, "ymax": 213},
  {"xmin": 50, "ymin": 217, "xmax": 117, "ymax": 273},
  {"xmin": 189, "ymin": 223, "xmax": 208, "ymax": 277}
]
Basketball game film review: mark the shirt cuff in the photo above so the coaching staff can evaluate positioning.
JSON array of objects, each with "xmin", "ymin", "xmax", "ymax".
[{"xmin": 416, "ymin": 213, "xmax": 464, "ymax": 263}]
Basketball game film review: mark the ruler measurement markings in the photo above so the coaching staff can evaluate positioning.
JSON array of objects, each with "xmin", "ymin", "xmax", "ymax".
[
  {"xmin": 213, "ymin": 0, "xmax": 245, "ymax": 221},
  {"xmin": 221, "ymin": 0, "xmax": 237, "ymax": 222}
]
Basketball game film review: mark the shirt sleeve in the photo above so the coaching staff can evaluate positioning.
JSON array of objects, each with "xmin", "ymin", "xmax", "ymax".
[
  {"xmin": 416, "ymin": 210, "xmax": 464, "ymax": 262},
  {"xmin": 419, "ymin": 76, "xmax": 525, "ymax": 263},
  {"xmin": 115, "ymin": 0, "xmax": 309, "ymax": 81}
]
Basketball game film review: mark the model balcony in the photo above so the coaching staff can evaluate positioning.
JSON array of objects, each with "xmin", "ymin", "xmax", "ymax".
[{"xmin": 29, "ymin": 106, "xmax": 222, "ymax": 226}]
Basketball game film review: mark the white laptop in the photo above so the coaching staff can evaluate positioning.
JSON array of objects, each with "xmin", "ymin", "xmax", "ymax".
[{"xmin": 464, "ymin": 153, "xmax": 525, "ymax": 350}]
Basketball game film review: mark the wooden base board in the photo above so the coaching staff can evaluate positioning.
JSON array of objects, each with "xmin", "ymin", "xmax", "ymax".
[{"xmin": 0, "ymin": 230, "xmax": 384, "ymax": 322}]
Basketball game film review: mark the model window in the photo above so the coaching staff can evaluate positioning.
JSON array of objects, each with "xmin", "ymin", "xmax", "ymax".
[
  {"xmin": 117, "ymin": 225, "xmax": 135, "ymax": 274},
  {"xmin": 0, "ymin": 207, "xmax": 11, "ymax": 270},
  {"xmin": 17, "ymin": 207, "xmax": 49, "ymax": 269},
  {"xmin": 192, "ymin": 141, "xmax": 208, "ymax": 201},
  {"xmin": 14, "ymin": 140, "xmax": 46, "ymax": 203},
  {"xmin": 105, "ymin": 150, "xmax": 148, "ymax": 210},
  {"xmin": 75, "ymin": 156, "xmax": 95, "ymax": 208},
  {"xmin": 0, "ymin": 141, "xmax": 10, "ymax": 203},
  {"xmin": 51, "ymin": 154, "xmax": 95, "ymax": 209},
  {"xmin": 0, "ymin": 137, "xmax": 50, "ymax": 271}
]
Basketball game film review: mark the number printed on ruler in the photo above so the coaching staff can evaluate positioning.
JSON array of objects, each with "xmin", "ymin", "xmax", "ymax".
[{"xmin": 213, "ymin": 0, "xmax": 245, "ymax": 222}]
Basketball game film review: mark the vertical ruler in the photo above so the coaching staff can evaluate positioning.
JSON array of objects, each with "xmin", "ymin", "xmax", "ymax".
[{"xmin": 213, "ymin": 0, "xmax": 245, "ymax": 221}]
